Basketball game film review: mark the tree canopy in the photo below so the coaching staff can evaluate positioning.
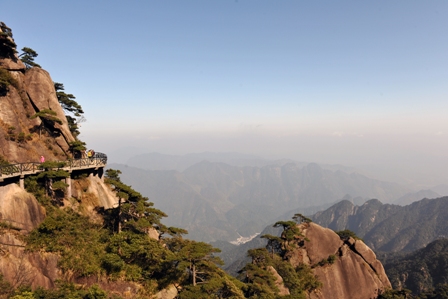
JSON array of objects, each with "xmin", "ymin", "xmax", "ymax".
[
  {"xmin": 54, "ymin": 82, "xmax": 85, "ymax": 138},
  {"xmin": 0, "ymin": 22, "xmax": 17, "ymax": 59},
  {"xmin": 19, "ymin": 47, "xmax": 41, "ymax": 69}
]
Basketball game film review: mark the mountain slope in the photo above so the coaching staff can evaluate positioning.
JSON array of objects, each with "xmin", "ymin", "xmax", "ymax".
[
  {"xmin": 312, "ymin": 197, "xmax": 448, "ymax": 253},
  {"xmin": 384, "ymin": 238, "xmax": 448, "ymax": 295},
  {"xmin": 110, "ymin": 161, "xmax": 410, "ymax": 242}
]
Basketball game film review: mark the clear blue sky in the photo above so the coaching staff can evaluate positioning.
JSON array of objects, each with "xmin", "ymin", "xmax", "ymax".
[{"xmin": 3, "ymin": 1, "xmax": 448, "ymax": 186}]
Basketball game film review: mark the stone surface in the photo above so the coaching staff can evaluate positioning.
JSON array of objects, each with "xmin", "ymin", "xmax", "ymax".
[
  {"xmin": 0, "ymin": 57, "xmax": 25, "ymax": 71},
  {"xmin": 85, "ymin": 175, "xmax": 119, "ymax": 210},
  {"xmin": 0, "ymin": 184, "xmax": 45, "ymax": 231},
  {"xmin": 0, "ymin": 184, "xmax": 59, "ymax": 289},
  {"xmin": 299, "ymin": 223, "xmax": 344, "ymax": 266},
  {"xmin": 267, "ymin": 265, "xmax": 290, "ymax": 296},
  {"xmin": 154, "ymin": 284, "xmax": 178, "ymax": 299},
  {"xmin": 291, "ymin": 222, "xmax": 392, "ymax": 299},
  {"xmin": 24, "ymin": 67, "xmax": 75, "ymax": 151},
  {"xmin": 0, "ymin": 69, "xmax": 74, "ymax": 162}
]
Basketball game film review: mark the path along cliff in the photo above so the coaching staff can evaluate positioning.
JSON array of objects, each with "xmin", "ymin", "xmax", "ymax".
[{"xmin": 0, "ymin": 22, "xmax": 120, "ymax": 290}]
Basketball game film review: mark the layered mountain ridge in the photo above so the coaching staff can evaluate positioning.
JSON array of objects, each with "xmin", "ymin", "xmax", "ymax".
[
  {"xmin": 111, "ymin": 161, "xmax": 411, "ymax": 242},
  {"xmin": 311, "ymin": 196, "xmax": 448, "ymax": 252}
]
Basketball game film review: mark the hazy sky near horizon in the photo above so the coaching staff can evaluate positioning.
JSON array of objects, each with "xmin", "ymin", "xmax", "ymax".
[{"xmin": 3, "ymin": 1, "xmax": 448, "ymax": 186}]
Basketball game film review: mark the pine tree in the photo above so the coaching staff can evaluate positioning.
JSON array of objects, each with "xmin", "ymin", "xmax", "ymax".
[{"xmin": 19, "ymin": 47, "xmax": 41, "ymax": 69}]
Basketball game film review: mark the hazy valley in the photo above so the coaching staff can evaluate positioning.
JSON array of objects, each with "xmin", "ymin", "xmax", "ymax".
[{"xmin": 108, "ymin": 152, "xmax": 448, "ymax": 244}]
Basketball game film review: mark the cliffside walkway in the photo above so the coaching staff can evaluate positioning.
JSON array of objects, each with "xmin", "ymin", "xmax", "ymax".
[{"xmin": 0, "ymin": 153, "xmax": 107, "ymax": 195}]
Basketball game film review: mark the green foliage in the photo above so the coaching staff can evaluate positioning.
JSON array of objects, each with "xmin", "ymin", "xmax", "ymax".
[
  {"xmin": 272, "ymin": 220, "xmax": 306, "ymax": 252},
  {"xmin": 316, "ymin": 254, "xmax": 337, "ymax": 267},
  {"xmin": 105, "ymin": 231, "xmax": 170, "ymax": 281},
  {"xmin": 34, "ymin": 161, "xmax": 69, "ymax": 198},
  {"xmin": 51, "ymin": 180, "xmax": 68, "ymax": 191},
  {"xmin": 26, "ymin": 208, "xmax": 105, "ymax": 277},
  {"xmin": 178, "ymin": 272, "xmax": 246, "ymax": 299},
  {"xmin": 31, "ymin": 109, "xmax": 62, "ymax": 125},
  {"xmin": 240, "ymin": 262, "xmax": 279, "ymax": 298},
  {"xmin": 418, "ymin": 283, "xmax": 448, "ymax": 298},
  {"xmin": 54, "ymin": 83, "xmax": 84, "ymax": 116},
  {"xmin": 0, "ymin": 67, "xmax": 19, "ymax": 96},
  {"xmin": 327, "ymin": 254, "xmax": 337, "ymax": 264},
  {"xmin": 384, "ymin": 239, "xmax": 448, "ymax": 296},
  {"xmin": 104, "ymin": 169, "xmax": 167, "ymax": 234},
  {"xmin": 19, "ymin": 47, "xmax": 41, "ymax": 69},
  {"xmin": 24, "ymin": 176, "xmax": 47, "ymax": 205},
  {"xmin": 10, "ymin": 282, "xmax": 116, "ymax": 299},
  {"xmin": 336, "ymin": 229, "xmax": 362, "ymax": 241},
  {"xmin": 10, "ymin": 291, "xmax": 35, "ymax": 299},
  {"xmin": 376, "ymin": 288, "xmax": 412, "ymax": 299},
  {"xmin": 54, "ymin": 82, "xmax": 85, "ymax": 138},
  {"xmin": 69, "ymin": 140, "xmax": 87, "ymax": 158},
  {"xmin": 0, "ymin": 22, "xmax": 17, "ymax": 59},
  {"xmin": 7, "ymin": 126, "xmax": 16, "ymax": 141},
  {"xmin": 0, "ymin": 273, "xmax": 13, "ymax": 298},
  {"xmin": 31, "ymin": 109, "xmax": 62, "ymax": 138},
  {"xmin": 241, "ymin": 246, "xmax": 321, "ymax": 298},
  {"xmin": 0, "ymin": 154, "xmax": 9, "ymax": 166},
  {"xmin": 260, "ymin": 234, "xmax": 283, "ymax": 256},
  {"xmin": 17, "ymin": 132, "xmax": 25, "ymax": 143},
  {"xmin": 22, "ymin": 169, "xmax": 286, "ymax": 297},
  {"xmin": 292, "ymin": 213, "xmax": 312, "ymax": 224}
]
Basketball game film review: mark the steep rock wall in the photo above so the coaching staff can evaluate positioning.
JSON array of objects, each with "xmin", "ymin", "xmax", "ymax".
[
  {"xmin": 289, "ymin": 223, "xmax": 391, "ymax": 299},
  {"xmin": 1, "ymin": 26, "xmax": 74, "ymax": 163},
  {"xmin": 0, "ymin": 184, "xmax": 59, "ymax": 288}
]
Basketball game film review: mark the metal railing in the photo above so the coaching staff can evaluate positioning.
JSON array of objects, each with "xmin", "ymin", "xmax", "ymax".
[{"xmin": 0, "ymin": 152, "xmax": 107, "ymax": 179}]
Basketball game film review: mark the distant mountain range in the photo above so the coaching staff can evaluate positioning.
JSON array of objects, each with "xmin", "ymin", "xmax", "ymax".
[
  {"xmin": 311, "ymin": 196, "xmax": 448, "ymax": 252},
  {"xmin": 220, "ymin": 196, "xmax": 448, "ymax": 275},
  {"xmin": 109, "ymin": 155, "xmax": 412, "ymax": 242}
]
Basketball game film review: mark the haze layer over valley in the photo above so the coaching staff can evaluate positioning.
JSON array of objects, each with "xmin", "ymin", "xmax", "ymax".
[{"xmin": 108, "ymin": 152, "xmax": 446, "ymax": 243}]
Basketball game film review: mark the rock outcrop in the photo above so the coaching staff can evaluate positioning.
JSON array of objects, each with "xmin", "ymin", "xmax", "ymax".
[
  {"xmin": 0, "ymin": 23, "xmax": 119, "ymax": 290},
  {"xmin": 0, "ymin": 184, "xmax": 59, "ymax": 288},
  {"xmin": 1, "ymin": 23, "xmax": 74, "ymax": 163},
  {"xmin": 288, "ymin": 222, "xmax": 391, "ymax": 299}
]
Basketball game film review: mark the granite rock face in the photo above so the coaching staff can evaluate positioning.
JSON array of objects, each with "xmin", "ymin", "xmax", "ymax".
[
  {"xmin": 0, "ymin": 23, "xmax": 120, "ymax": 290},
  {"xmin": 0, "ymin": 184, "xmax": 59, "ymax": 288},
  {"xmin": 287, "ymin": 222, "xmax": 391, "ymax": 299},
  {"xmin": 1, "ymin": 23, "xmax": 74, "ymax": 163}
]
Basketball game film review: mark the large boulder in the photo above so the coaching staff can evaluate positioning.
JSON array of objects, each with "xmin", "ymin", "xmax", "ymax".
[
  {"xmin": 24, "ymin": 68, "xmax": 75, "ymax": 151},
  {"xmin": 289, "ymin": 222, "xmax": 391, "ymax": 299},
  {"xmin": 0, "ymin": 68, "xmax": 74, "ymax": 163},
  {"xmin": 0, "ymin": 184, "xmax": 59, "ymax": 288},
  {"xmin": 0, "ymin": 184, "xmax": 45, "ymax": 231}
]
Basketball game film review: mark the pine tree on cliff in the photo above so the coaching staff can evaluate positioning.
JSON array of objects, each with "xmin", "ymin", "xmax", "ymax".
[
  {"xmin": 30, "ymin": 109, "xmax": 62, "ymax": 138},
  {"xmin": 104, "ymin": 169, "xmax": 167, "ymax": 234},
  {"xmin": 0, "ymin": 22, "xmax": 17, "ymax": 59},
  {"xmin": 19, "ymin": 47, "xmax": 41, "ymax": 69},
  {"xmin": 37, "ymin": 161, "xmax": 69, "ymax": 199},
  {"xmin": 54, "ymin": 82, "xmax": 85, "ymax": 138}
]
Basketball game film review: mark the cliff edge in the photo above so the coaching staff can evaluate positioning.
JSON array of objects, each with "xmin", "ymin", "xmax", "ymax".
[{"xmin": 289, "ymin": 222, "xmax": 391, "ymax": 299}]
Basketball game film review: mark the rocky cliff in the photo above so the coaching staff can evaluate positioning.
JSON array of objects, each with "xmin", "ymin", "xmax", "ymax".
[
  {"xmin": 288, "ymin": 222, "xmax": 391, "ymax": 299},
  {"xmin": 0, "ymin": 22, "xmax": 119, "ymax": 290},
  {"xmin": 1, "ymin": 23, "xmax": 74, "ymax": 163}
]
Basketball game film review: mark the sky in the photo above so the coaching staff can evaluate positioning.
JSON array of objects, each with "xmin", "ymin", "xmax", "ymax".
[{"xmin": 2, "ymin": 1, "xmax": 448, "ymax": 187}]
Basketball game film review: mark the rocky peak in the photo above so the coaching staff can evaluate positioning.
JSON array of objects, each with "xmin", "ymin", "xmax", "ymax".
[
  {"xmin": 287, "ymin": 222, "xmax": 391, "ymax": 299},
  {"xmin": 0, "ymin": 22, "xmax": 26, "ymax": 71},
  {"xmin": 0, "ymin": 23, "xmax": 75, "ymax": 163}
]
